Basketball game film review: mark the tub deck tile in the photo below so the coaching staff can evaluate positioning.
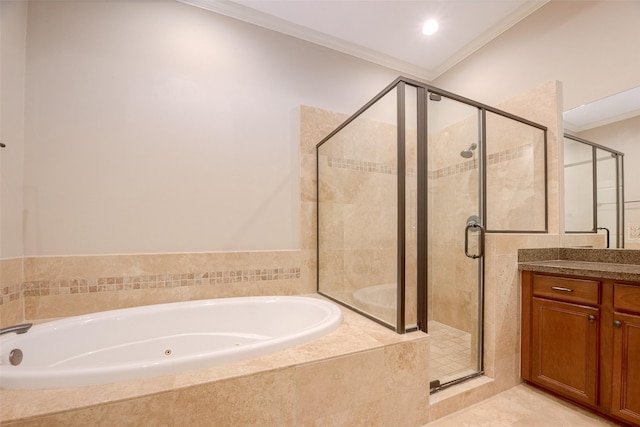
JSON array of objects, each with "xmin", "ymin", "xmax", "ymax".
[{"xmin": 1, "ymin": 295, "xmax": 428, "ymax": 425}]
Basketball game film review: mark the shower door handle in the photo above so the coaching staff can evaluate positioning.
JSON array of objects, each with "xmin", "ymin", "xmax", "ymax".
[{"xmin": 464, "ymin": 221, "xmax": 485, "ymax": 259}]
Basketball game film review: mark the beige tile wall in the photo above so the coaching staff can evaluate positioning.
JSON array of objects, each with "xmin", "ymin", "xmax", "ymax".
[
  {"xmin": 428, "ymin": 115, "xmax": 480, "ymax": 334},
  {"xmin": 317, "ymin": 110, "xmax": 398, "ymax": 298},
  {"xmin": 0, "ymin": 258, "xmax": 24, "ymax": 326},
  {"xmin": 314, "ymin": 96, "xmax": 419, "ymax": 327},
  {"xmin": 486, "ymin": 112, "xmax": 547, "ymax": 232},
  {"xmin": 16, "ymin": 251, "xmax": 305, "ymax": 320}
]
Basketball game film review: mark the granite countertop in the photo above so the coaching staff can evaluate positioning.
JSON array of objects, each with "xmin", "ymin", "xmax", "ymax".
[
  {"xmin": 518, "ymin": 259, "xmax": 640, "ymax": 282},
  {"xmin": 518, "ymin": 248, "xmax": 640, "ymax": 282}
]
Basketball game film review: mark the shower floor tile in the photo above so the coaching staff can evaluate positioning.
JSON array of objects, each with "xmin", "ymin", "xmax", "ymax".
[{"xmin": 428, "ymin": 321, "xmax": 476, "ymax": 384}]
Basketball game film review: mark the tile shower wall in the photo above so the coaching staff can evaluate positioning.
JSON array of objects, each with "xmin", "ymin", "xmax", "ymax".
[
  {"xmin": 486, "ymin": 112, "xmax": 546, "ymax": 231},
  {"xmin": 316, "ymin": 97, "xmax": 418, "ymax": 327},
  {"xmin": 318, "ymin": 115, "xmax": 398, "ymax": 295},
  {"xmin": 428, "ymin": 115, "xmax": 480, "ymax": 335},
  {"xmin": 428, "ymin": 90, "xmax": 547, "ymax": 335},
  {"xmin": 319, "ymin": 145, "xmax": 396, "ymax": 298}
]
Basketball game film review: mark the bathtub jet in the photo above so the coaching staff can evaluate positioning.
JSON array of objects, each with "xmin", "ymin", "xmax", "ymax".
[{"xmin": 0, "ymin": 296, "xmax": 342, "ymax": 389}]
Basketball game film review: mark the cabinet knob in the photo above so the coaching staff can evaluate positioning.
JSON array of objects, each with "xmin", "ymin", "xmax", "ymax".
[
  {"xmin": 588, "ymin": 315, "xmax": 596, "ymax": 323},
  {"xmin": 613, "ymin": 320, "xmax": 622, "ymax": 328}
]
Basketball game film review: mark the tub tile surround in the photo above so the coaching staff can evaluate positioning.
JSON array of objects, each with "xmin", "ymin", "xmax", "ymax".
[
  {"xmin": 6, "ymin": 251, "xmax": 307, "ymax": 321},
  {"xmin": 0, "ymin": 300, "xmax": 430, "ymax": 426},
  {"xmin": 2, "ymin": 79, "xmax": 564, "ymax": 425},
  {"xmin": 0, "ymin": 258, "xmax": 24, "ymax": 325}
]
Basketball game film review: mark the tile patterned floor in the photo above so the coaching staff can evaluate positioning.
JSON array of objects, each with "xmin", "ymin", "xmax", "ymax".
[
  {"xmin": 425, "ymin": 384, "xmax": 620, "ymax": 426},
  {"xmin": 429, "ymin": 321, "xmax": 477, "ymax": 384}
]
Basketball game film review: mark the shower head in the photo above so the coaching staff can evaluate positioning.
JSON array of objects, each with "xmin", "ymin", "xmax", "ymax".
[{"xmin": 460, "ymin": 143, "xmax": 478, "ymax": 158}]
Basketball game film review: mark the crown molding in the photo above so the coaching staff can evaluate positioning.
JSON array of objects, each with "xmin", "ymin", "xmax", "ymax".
[
  {"xmin": 178, "ymin": 0, "xmax": 549, "ymax": 82},
  {"xmin": 430, "ymin": 0, "xmax": 549, "ymax": 79},
  {"xmin": 178, "ymin": 0, "xmax": 434, "ymax": 80},
  {"xmin": 564, "ymin": 109, "xmax": 640, "ymax": 133}
]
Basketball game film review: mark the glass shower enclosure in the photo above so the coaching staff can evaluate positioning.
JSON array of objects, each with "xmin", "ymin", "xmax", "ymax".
[{"xmin": 316, "ymin": 77, "xmax": 547, "ymax": 392}]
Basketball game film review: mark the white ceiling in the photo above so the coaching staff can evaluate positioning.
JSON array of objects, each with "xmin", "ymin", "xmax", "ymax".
[
  {"xmin": 179, "ymin": 0, "xmax": 639, "ymax": 129},
  {"xmin": 180, "ymin": 0, "xmax": 548, "ymax": 81}
]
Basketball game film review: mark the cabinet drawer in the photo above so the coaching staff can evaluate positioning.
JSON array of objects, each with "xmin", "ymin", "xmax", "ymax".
[
  {"xmin": 614, "ymin": 284, "xmax": 640, "ymax": 314},
  {"xmin": 532, "ymin": 274, "xmax": 600, "ymax": 305}
]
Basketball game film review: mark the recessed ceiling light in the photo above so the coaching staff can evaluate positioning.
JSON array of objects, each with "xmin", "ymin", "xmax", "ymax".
[{"xmin": 422, "ymin": 19, "xmax": 439, "ymax": 36}]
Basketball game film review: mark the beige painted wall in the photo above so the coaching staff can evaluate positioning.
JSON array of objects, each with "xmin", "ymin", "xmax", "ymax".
[
  {"xmin": 0, "ymin": 1, "xmax": 27, "ymax": 259},
  {"xmin": 21, "ymin": 0, "xmax": 399, "ymax": 256},
  {"xmin": 577, "ymin": 116, "xmax": 640, "ymax": 202},
  {"xmin": 0, "ymin": 1, "xmax": 28, "ymax": 325},
  {"xmin": 16, "ymin": 0, "xmax": 640, "ymax": 257},
  {"xmin": 434, "ymin": 0, "xmax": 640, "ymax": 112}
]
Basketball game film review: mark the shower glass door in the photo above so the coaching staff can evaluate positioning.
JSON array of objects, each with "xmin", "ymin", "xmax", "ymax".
[{"xmin": 427, "ymin": 93, "xmax": 483, "ymax": 390}]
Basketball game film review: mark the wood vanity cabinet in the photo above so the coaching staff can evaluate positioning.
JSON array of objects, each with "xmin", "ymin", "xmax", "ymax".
[
  {"xmin": 611, "ymin": 284, "xmax": 640, "ymax": 425},
  {"xmin": 521, "ymin": 271, "xmax": 640, "ymax": 426}
]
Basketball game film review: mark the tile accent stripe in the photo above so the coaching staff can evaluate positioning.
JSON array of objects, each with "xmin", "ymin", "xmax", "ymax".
[
  {"xmin": 328, "ymin": 144, "xmax": 532, "ymax": 180},
  {"xmin": 487, "ymin": 143, "xmax": 533, "ymax": 165},
  {"xmin": 1, "ymin": 283, "xmax": 22, "ymax": 305},
  {"xmin": 328, "ymin": 157, "xmax": 397, "ymax": 175},
  {"xmin": 5, "ymin": 267, "xmax": 300, "ymax": 300},
  {"xmin": 327, "ymin": 157, "xmax": 417, "ymax": 176},
  {"xmin": 429, "ymin": 143, "xmax": 533, "ymax": 180},
  {"xmin": 428, "ymin": 158, "xmax": 478, "ymax": 180}
]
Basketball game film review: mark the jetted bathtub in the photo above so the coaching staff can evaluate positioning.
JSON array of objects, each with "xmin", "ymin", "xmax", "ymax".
[{"xmin": 0, "ymin": 296, "xmax": 342, "ymax": 389}]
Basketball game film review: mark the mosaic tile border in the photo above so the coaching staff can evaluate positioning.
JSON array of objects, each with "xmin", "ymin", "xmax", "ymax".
[
  {"xmin": 327, "ymin": 157, "xmax": 418, "ymax": 177},
  {"xmin": 428, "ymin": 158, "xmax": 478, "ymax": 179},
  {"xmin": 429, "ymin": 143, "xmax": 532, "ymax": 180},
  {"xmin": 328, "ymin": 144, "xmax": 532, "ymax": 181},
  {"xmin": 328, "ymin": 157, "xmax": 397, "ymax": 175},
  {"xmin": 0, "ymin": 283, "xmax": 22, "ymax": 305},
  {"xmin": 487, "ymin": 143, "xmax": 533, "ymax": 165},
  {"xmin": 1, "ymin": 267, "xmax": 301, "ymax": 301}
]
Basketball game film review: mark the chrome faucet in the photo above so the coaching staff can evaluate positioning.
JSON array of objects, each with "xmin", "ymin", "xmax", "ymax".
[{"xmin": 0, "ymin": 323, "xmax": 33, "ymax": 336}]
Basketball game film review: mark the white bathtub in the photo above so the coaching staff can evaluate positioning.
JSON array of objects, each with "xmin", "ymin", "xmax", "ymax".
[
  {"xmin": 0, "ymin": 296, "xmax": 342, "ymax": 390},
  {"xmin": 353, "ymin": 283, "xmax": 396, "ymax": 310}
]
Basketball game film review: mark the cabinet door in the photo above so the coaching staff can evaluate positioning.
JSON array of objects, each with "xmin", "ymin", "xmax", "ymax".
[
  {"xmin": 611, "ymin": 312, "xmax": 640, "ymax": 425},
  {"xmin": 531, "ymin": 297, "xmax": 599, "ymax": 406}
]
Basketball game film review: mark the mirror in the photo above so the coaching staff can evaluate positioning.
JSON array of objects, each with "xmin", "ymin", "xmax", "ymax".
[
  {"xmin": 564, "ymin": 137, "xmax": 595, "ymax": 232},
  {"xmin": 563, "ymin": 134, "xmax": 624, "ymax": 248},
  {"xmin": 563, "ymin": 86, "xmax": 640, "ymax": 249}
]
